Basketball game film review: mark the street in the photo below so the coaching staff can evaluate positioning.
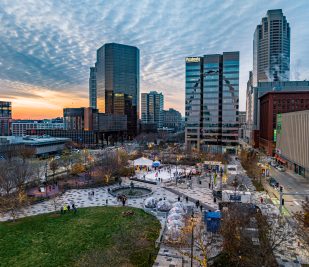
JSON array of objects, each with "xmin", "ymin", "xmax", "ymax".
[{"xmin": 267, "ymin": 166, "xmax": 309, "ymax": 213}]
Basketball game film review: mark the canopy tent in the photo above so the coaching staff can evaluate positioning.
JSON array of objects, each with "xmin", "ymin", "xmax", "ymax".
[
  {"xmin": 152, "ymin": 161, "xmax": 161, "ymax": 167},
  {"xmin": 133, "ymin": 157, "xmax": 153, "ymax": 166}
]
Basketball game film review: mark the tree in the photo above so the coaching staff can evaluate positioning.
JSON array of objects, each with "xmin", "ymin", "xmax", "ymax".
[
  {"xmin": 49, "ymin": 160, "xmax": 59, "ymax": 180},
  {"xmin": 19, "ymin": 147, "xmax": 35, "ymax": 163},
  {"xmin": 32, "ymin": 161, "xmax": 45, "ymax": 185},
  {"xmin": 71, "ymin": 163, "xmax": 85, "ymax": 176},
  {"xmin": 0, "ymin": 161, "xmax": 15, "ymax": 194},
  {"xmin": 164, "ymin": 215, "xmax": 219, "ymax": 267},
  {"xmin": 96, "ymin": 151, "xmax": 120, "ymax": 184},
  {"xmin": 0, "ymin": 158, "xmax": 33, "ymax": 221},
  {"xmin": 217, "ymin": 204, "xmax": 283, "ymax": 267},
  {"xmin": 294, "ymin": 199, "xmax": 309, "ymax": 247},
  {"xmin": 61, "ymin": 153, "xmax": 72, "ymax": 175}
]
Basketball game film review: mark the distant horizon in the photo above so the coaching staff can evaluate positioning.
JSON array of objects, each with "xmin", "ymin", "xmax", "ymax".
[{"xmin": 1, "ymin": 1, "xmax": 309, "ymax": 119}]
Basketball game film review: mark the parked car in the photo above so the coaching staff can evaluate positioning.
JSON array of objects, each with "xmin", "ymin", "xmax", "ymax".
[
  {"xmin": 270, "ymin": 161, "xmax": 278, "ymax": 167},
  {"xmin": 268, "ymin": 177, "xmax": 278, "ymax": 187},
  {"xmin": 276, "ymin": 165, "xmax": 285, "ymax": 172},
  {"xmin": 54, "ymin": 156, "xmax": 61, "ymax": 160}
]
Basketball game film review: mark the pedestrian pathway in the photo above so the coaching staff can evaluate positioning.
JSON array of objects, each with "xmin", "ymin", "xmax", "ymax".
[{"xmin": 0, "ymin": 179, "xmax": 178, "ymax": 223}]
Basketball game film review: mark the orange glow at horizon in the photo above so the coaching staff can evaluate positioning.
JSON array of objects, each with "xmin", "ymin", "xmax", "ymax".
[{"xmin": 1, "ymin": 87, "xmax": 88, "ymax": 119}]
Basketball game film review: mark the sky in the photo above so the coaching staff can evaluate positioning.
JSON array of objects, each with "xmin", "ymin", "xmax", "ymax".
[{"xmin": 0, "ymin": 0, "xmax": 309, "ymax": 119}]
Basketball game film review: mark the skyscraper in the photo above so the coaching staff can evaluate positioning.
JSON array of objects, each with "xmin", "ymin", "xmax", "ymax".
[
  {"xmin": 0, "ymin": 101, "xmax": 12, "ymax": 136},
  {"xmin": 141, "ymin": 91, "xmax": 164, "ymax": 129},
  {"xmin": 253, "ymin": 9, "xmax": 290, "ymax": 86},
  {"xmin": 91, "ymin": 43, "xmax": 140, "ymax": 137},
  {"xmin": 89, "ymin": 67, "xmax": 97, "ymax": 109},
  {"xmin": 185, "ymin": 52, "xmax": 239, "ymax": 153}
]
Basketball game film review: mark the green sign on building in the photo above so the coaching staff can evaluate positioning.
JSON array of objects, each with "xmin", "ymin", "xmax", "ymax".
[{"xmin": 274, "ymin": 114, "xmax": 282, "ymax": 141}]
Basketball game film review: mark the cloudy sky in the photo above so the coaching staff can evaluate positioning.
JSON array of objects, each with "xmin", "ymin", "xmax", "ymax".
[{"xmin": 0, "ymin": 0, "xmax": 309, "ymax": 119}]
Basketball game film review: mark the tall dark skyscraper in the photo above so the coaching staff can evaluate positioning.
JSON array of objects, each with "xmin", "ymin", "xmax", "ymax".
[
  {"xmin": 253, "ymin": 9, "xmax": 290, "ymax": 86},
  {"xmin": 90, "ymin": 43, "xmax": 140, "ymax": 137},
  {"xmin": 0, "ymin": 101, "xmax": 12, "ymax": 136},
  {"xmin": 185, "ymin": 52, "xmax": 239, "ymax": 153}
]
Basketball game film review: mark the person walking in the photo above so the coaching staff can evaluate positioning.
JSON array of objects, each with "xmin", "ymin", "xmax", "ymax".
[
  {"xmin": 63, "ymin": 205, "xmax": 68, "ymax": 214},
  {"xmin": 67, "ymin": 204, "xmax": 71, "ymax": 212},
  {"xmin": 72, "ymin": 204, "xmax": 77, "ymax": 214},
  {"xmin": 185, "ymin": 196, "xmax": 188, "ymax": 203}
]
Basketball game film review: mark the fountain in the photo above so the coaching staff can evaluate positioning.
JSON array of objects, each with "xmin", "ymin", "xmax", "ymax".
[{"xmin": 109, "ymin": 182, "xmax": 152, "ymax": 199}]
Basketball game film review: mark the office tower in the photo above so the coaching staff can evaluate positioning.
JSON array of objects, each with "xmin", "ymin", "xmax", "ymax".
[
  {"xmin": 94, "ymin": 43, "xmax": 140, "ymax": 137},
  {"xmin": 63, "ymin": 107, "xmax": 98, "ymax": 131},
  {"xmin": 0, "ymin": 101, "xmax": 12, "ymax": 136},
  {"xmin": 253, "ymin": 9, "xmax": 290, "ymax": 86},
  {"xmin": 162, "ymin": 108, "xmax": 182, "ymax": 132},
  {"xmin": 185, "ymin": 52, "xmax": 239, "ymax": 153},
  {"xmin": 89, "ymin": 67, "xmax": 97, "ymax": 109},
  {"xmin": 141, "ymin": 91, "xmax": 164, "ymax": 129}
]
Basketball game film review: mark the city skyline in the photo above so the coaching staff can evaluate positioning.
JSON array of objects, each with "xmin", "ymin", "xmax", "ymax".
[{"xmin": 1, "ymin": 1, "xmax": 309, "ymax": 119}]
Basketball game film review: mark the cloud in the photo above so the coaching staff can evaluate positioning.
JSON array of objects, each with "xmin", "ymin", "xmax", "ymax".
[{"xmin": 0, "ymin": 0, "xmax": 309, "ymax": 117}]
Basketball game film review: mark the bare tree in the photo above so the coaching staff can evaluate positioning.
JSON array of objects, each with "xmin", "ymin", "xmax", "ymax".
[
  {"xmin": 19, "ymin": 146, "xmax": 35, "ymax": 163},
  {"xmin": 0, "ymin": 158, "xmax": 33, "ymax": 221},
  {"xmin": 49, "ymin": 159, "xmax": 59, "ymax": 180},
  {"xmin": 164, "ymin": 216, "xmax": 219, "ymax": 267},
  {"xmin": 96, "ymin": 151, "xmax": 120, "ymax": 184},
  {"xmin": 32, "ymin": 161, "xmax": 45, "ymax": 184},
  {"xmin": 294, "ymin": 199, "xmax": 309, "ymax": 247}
]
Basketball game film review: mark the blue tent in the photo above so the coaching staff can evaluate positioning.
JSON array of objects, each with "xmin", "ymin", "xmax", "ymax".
[
  {"xmin": 204, "ymin": 211, "xmax": 221, "ymax": 233},
  {"xmin": 152, "ymin": 161, "xmax": 160, "ymax": 167}
]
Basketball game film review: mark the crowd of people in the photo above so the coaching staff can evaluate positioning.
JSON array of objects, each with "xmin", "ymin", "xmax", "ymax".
[{"xmin": 60, "ymin": 203, "xmax": 77, "ymax": 214}]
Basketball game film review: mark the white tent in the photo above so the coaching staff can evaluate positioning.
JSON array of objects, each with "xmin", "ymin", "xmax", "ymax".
[{"xmin": 133, "ymin": 157, "xmax": 153, "ymax": 166}]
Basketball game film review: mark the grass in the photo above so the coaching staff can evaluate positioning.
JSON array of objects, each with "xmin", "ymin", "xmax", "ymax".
[{"xmin": 0, "ymin": 207, "xmax": 161, "ymax": 267}]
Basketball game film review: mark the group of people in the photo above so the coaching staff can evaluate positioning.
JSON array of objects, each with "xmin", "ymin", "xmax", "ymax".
[
  {"xmin": 60, "ymin": 203, "xmax": 77, "ymax": 214},
  {"xmin": 117, "ymin": 194, "xmax": 128, "ymax": 206}
]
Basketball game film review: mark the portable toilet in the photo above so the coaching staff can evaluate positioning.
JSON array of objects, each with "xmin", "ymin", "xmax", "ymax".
[{"xmin": 205, "ymin": 211, "xmax": 221, "ymax": 233}]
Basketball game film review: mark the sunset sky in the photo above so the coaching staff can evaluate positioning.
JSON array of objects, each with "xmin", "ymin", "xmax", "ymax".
[{"xmin": 1, "ymin": 0, "xmax": 309, "ymax": 119}]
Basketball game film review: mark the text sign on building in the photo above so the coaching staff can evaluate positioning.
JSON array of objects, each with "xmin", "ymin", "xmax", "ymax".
[
  {"xmin": 186, "ymin": 57, "xmax": 201, "ymax": 63},
  {"xmin": 229, "ymin": 194, "xmax": 241, "ymax": 201}
]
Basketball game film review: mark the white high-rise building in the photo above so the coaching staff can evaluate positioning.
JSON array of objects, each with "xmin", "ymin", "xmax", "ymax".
[{"xmin": 253, "ymin": 9, "xmax": 290, "ymax": 86}]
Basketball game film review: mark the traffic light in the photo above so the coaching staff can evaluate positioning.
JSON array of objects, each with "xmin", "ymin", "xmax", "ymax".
[
  {"xmin": 280, "ymin": 186, "xmax": 283, "ymax": 192},
  {"xmin": 281, "ymin": 198, "xmax": 284, "ymax": 206}
]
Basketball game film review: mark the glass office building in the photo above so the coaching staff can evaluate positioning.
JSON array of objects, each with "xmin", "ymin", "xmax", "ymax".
[
  {"xmin": 253, "ymin": 9, "xmax": 290, "ymax": 86},
  {"xmin": 0, "ymin": 101, "xmax": 12, "ymax": 136},
  {"xmin": 141, "ymin": 91, "xmax": 164, "ymax": 129},
  {"xmin": 185, "ymin": 52, "xmax": 239, "ymax": 153},
  {"xmin": 91, "ymin": 43, "xmax": 140, "ymax": 137},
  {"xmin": 89, "ymin": 67, "xmax": 97, "ymax": 109}
]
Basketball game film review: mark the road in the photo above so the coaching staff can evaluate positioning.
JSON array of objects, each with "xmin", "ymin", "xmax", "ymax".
[{"xmin": 267, "ymin": 166, "xmax": 309, "ymax": 213}]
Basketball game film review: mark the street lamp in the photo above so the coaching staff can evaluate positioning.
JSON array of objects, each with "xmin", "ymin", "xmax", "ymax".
[{"xmin": 190, "ymin": 211, "xmax": 195, "ymax": 267}]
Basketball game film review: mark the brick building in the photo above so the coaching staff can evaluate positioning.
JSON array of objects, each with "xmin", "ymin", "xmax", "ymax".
[{"xmin": 259, "ymin": 91, "xmax": 309, "ymax": 155}]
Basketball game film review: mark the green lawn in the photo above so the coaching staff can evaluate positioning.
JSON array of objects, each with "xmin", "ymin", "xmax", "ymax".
[{"xmin": 0, "ymin": 207, "xmax": 161, "ymax": 267}]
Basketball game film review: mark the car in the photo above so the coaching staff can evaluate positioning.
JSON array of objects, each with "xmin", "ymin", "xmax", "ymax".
[
  {"xmin": 268, "ymin": 177, "xmax": 278, "ymax": 187},
  {"xmin": 54, "ymin": 156, "xmax": 61, "ymax": 160},
  {"xmin": 270, "ymin": 161, "xmax": 278, "ymax": 167},
  {"xmin": 276, "ymin": 165, "xmax": 285, "ymax": 172}
]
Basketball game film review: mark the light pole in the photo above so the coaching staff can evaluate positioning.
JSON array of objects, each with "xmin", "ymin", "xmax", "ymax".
[{"xmin": 190, "ymin": 211, "xmax": 194, "ymax": 267}]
